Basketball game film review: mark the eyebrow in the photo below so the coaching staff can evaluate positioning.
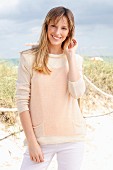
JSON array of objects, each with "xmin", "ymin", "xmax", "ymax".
[
  {"xmin": 50, "ymin": 21, "xmax": 68, "ymax": 26},
  {"xmin": 61, "ymin": 26, "xmax": 68, "ymax": 27}
]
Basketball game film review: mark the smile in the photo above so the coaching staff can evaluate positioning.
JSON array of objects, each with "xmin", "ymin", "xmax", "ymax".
[{"xmin": 52, "ymin": 35, "xmax": 62, "ymax": 40}]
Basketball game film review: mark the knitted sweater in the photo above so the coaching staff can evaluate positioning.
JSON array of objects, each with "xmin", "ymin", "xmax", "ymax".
[{"xmin": 16, "ymin": 52, "xmax": 86, "ymax": 145}]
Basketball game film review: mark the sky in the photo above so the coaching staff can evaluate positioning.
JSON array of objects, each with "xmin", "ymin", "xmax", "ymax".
[{"xmin": 0, "ymin": 0, "xmax": 113, "ymax": 58}]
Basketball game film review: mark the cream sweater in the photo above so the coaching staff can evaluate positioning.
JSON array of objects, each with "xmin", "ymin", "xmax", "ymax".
[{"xmin": 16, "ymin": 51, "xmax": 86, "ymax": 145}]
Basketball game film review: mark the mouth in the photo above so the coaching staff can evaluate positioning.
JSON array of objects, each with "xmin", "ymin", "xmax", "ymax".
[{"xmin": 52, "ymin": 35, "xmax": 62, "ymax": 40}]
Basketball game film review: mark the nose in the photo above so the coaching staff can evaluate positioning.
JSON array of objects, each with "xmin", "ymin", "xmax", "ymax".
[{"xmin": 55, "ymin": 28, "xmax": 61, "ymax": 35}]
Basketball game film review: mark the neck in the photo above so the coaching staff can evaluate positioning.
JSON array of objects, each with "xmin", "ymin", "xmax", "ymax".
[{"xmin": 48, "ymin": 44, "xmax": 63, "ymax": 54}]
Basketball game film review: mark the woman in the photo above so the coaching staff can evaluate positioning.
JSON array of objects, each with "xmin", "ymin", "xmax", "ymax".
[{"xmin": 16, "ymin": 6, "xmax": 86, "ymax": 170}]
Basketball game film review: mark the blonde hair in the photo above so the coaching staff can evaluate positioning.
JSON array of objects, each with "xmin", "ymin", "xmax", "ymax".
[{"xmin": 29, "ymin": 6, "xmax": 75, "ymax": 75}]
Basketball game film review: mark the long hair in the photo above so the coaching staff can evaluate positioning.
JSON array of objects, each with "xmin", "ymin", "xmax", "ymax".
[{"xmin": 27, "ymin": 6, "xmax": 75, "ymax": 75}]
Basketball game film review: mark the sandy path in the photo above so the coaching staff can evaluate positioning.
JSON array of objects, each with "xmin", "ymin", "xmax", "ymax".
[{"xmin": 0, "ymin": 114, "xmax": 113, "ymax": 170}]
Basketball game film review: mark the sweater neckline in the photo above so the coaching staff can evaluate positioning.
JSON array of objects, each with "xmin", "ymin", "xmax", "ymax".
[{"xmin": 48, "ymin": 53, "xmax": 65, "ymax": 58}]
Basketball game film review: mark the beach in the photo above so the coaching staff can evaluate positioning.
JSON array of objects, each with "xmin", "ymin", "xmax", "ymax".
[
  {"xmin": 0, "ymin": 113, "xmax": 113, "ymax": 170},
  {"xmin": 0, "ymin": 57, "xmax": 113, "ymax": 169}
]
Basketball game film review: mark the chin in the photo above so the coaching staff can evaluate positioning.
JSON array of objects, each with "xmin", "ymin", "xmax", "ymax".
[{"xmin": 50, "ymin": 42, "xmax": 62, "ymax": 46}]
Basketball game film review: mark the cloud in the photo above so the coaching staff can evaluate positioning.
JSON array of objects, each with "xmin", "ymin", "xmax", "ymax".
[
  {"xmin": 76, "ymin": 0, "xmax": 113, "ymax": 25},
  {"xmin": 0, "ymin": 0, "xmax": 19, "ymax": 12},
  {"xmin": 0, "ymin": 0, "xmax": 20, "ymax": 20},
  {"xmin": 0, "ymin": 0, "xmax": 113, "ymax": 25},
  {"xmin": 0, "ymin": 0, "xmax": 113, "ymax": 58},
  {"xmin": 0, "ymin": 0, "xmax": 51, "ymax": 22}
]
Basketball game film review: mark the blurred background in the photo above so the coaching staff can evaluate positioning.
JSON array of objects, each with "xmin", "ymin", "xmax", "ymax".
[
  {"xmin": 0, "ymin": 0, "xmax": 113, "ymax": 170},
  {"xmin": 0, "ymin": 0, "xmax": 113, "ymax": 58}
]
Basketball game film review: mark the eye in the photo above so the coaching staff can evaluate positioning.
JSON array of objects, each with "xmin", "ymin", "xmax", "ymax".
[
  {"xmin": 62, "ymin": 27, "xmax": 68, "ymax": 30},
  {"xmin": 50, "ymin": 24, "xmax": 56, "ymax": 27}
]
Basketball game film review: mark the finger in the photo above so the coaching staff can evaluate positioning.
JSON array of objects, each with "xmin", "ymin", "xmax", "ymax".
[
  {"xmin": 73, "ymin": 41, "xmax": 77, "ymax": 46},
  {"xmin": 34, "ymin": 156, "xmax": 40, "ymax": 163},
  {"xmin": 72, "ymin": 39, "xmax": 77, "ymax": 43},
  {"xmin": 68, "ymin": 41, "xmax": 75, "ymax": 49},
  {"xmin": 42, "ymin": 152, "xmax": 44, "ymax": 159},
  {"xmin": 33, "ymin": 157, "xmax": 37, "ymax": 162},
  {"xmin": 39, "ymin": 154, "xmax": 44, "ymax": 162},
  {"xmin": 30, "ymin": 155, "xmax": 39, "ymax": 163},
  {"xmin": 30, "ymin": 156, "xmax": 35, "ymax": 162},
  {"xmin": 36, "ymin": 156, "xmax": 41, "ymax": 163}
]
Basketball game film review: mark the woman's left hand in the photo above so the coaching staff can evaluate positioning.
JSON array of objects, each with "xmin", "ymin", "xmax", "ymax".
[{"xmin": 64, "ymin": 39, "xmax": 78, "ymax": 59}]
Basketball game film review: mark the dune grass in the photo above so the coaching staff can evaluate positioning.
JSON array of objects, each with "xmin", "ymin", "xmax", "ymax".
[
  {"xmin": 83, "ymin": 58, "xmax": 113, "ymax": 95},
  {"xmin": 0, "ymin": 62, "xmax": 17, "ymax": 108},
  {"xmin": 0, "ymin": 57, "xmax": 113, "ymax": 125},
  {"xmin": 0, "ymin": 62, "xmax": 17, "ymax": 125}
]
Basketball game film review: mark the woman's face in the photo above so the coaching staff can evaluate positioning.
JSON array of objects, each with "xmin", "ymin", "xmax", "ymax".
[{"xmin": 47, "ymin": 16, "xmax": 69, "ymax": 49}]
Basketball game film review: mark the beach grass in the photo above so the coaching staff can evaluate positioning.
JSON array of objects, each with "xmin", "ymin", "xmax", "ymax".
[
  {"xmin": 0, "ymin": 57, "xmax": 113, "ymax": 124},
  {"xmin": 84, "ymin": 58, "xmax": 113, "ymax": 95}
]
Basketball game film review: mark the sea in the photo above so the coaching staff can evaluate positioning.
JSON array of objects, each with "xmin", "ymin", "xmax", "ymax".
[{"xmin": 0, "ymin": 56, "xmax": 113, "ymax": 66}]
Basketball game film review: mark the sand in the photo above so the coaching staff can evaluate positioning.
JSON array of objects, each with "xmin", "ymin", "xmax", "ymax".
[{"xmin": 0, "ymin": 114, "xmax": 113, "ymax": 170}]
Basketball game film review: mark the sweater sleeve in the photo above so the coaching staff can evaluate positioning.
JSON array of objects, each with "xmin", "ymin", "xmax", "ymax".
[
  {"xmin": 16, "ymin": 52, "xmax": 32, "ymax": 114},
  {"xmin": 68, "ymin": 54, "xmax": 86, "ymax": 99}
]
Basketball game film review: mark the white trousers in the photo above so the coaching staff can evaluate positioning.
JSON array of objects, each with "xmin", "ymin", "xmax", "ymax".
[{"xmin": 20, "ymin": 142, "xmax": 84, "ymax": 170}]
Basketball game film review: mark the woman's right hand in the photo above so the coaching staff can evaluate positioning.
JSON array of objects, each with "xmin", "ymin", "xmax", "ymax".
[
  {"xmin": 19, "ymin": 111, "xmax": 44, "ymax": 163},
  {"xmin": 28, "ymin": 140, "xmax": 44, "ymax": 163}
]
